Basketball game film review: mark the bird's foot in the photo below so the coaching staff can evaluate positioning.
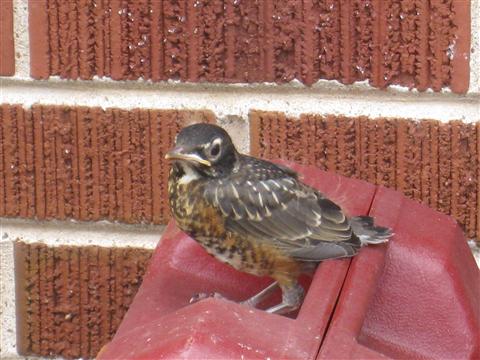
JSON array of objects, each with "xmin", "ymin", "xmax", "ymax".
[
  {"xmin": 188, "ymin": 281, "xmax": 303, "ymax": 315},
  {"xmin": 265, "ymin": 282, "xmax": 304, "ymax": 315},
  {"xmin": 189, "ymin": 292, "xmax": 227, "ymax": 304}
]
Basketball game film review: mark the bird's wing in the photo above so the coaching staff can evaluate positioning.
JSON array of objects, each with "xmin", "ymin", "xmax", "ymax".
[{"xmin": 203, "ymin": 161, "xmax": 358, "ymax": 261}]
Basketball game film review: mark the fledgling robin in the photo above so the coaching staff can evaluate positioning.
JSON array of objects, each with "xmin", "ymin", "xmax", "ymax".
[{"xmin": 166, "ymin": 123, "xmax": 392, "ymax": 314}]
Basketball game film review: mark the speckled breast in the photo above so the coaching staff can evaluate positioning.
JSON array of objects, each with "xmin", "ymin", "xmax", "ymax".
[{"xmin": 168, "ymin": 168, "xmax": 226, "ymax": 240}]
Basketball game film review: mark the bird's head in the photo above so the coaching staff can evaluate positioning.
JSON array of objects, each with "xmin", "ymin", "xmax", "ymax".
[{"xmin": 165, "ymin": 123, "xmax": 238, "ymax": 179}]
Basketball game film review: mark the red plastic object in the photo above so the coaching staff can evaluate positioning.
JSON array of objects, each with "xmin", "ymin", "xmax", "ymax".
[
  {"xmin": 98, "ymin": 162, "xmax": 479, "ymax": 360},
  {"xmin": 319, "ymin": 186, "xmax": 480, "ymax": 359}
]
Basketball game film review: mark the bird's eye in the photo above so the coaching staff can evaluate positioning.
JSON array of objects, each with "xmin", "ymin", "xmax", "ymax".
[
  {"xmin": 210, "ymin": 143, "xmax": 220, "ymax": 157},
  {"xmin": 207, "ymin": 138, "xmax": 222, "ymax": 160}
]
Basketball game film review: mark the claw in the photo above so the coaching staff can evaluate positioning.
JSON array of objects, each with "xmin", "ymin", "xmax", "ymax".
[
  {"xmin": 189, "ymin": 292, "xmax": 226, "ymax": 304},
  {"xmin": 189, "ymin": 293, "xmax": 208, "ymax": 303}
]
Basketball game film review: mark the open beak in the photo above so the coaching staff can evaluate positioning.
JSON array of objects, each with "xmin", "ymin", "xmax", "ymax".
[{"xmin": 165, "ymin": 147, "xmax": 212, "ymax": 167}]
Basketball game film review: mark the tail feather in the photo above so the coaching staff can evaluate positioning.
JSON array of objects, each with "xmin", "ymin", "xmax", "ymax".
[{"xmin": 350, "ymin": 216, "xmax": 393, "ymax": 246}]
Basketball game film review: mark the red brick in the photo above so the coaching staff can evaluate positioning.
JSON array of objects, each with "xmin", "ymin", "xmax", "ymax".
[
  {"xmin": 250, "ymin": 110, "xmax": 480, "ymax": 240},
  {"xmin": 0, "ymin": 0, "xmax": 14, "ymax": 76},
  {"xmin": 14, "ymin": 241, "xmax": 152, "ymax": 359},
  {"xmin": 28, "ymin": 0, "xmax": 50, "ymax": 78},
  {"xmin": 477, "ymin": 122, "xmax": 480, "ymax": 239},
  {"xmin": 76, "ymin": 107, "xmax": 102, "ymax": 221},
  {"xmin": 450, "ymin": 121, "xmax": 478, "ymax": 239},
  {"xmin": 27, "ymin": 0, "xmax": 471, "ymax": 93},
  {"xmin": 2, "ymin": 104, "xmax": 22, "ymax": 216},
  {"xmin": 0, "ymin": 104, "xmax": 214, "ymax": 224}
]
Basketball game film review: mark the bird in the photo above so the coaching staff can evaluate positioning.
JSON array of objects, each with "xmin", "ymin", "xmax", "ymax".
[{"xmin": 165, "ymin": 123, "xmax": 392, "ymax": 315}]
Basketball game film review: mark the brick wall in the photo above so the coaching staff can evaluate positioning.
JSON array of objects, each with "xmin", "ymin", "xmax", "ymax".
[
  {"xmin": 1, "ymin": 0, "xmax": 478, "ymax": 359},
  {"xmin": 14, "ymin": 241, "xmax": 152, "ymax": 359},
  {"xmin": 0, "ymin": 104, "xmax": 214, "ymax": 223},
  {"xmin": 27, "ymin": 0, "xmax": 471, "ymax": 92}
]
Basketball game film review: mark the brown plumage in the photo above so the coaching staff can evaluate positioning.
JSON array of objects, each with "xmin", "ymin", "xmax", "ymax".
[{"xmin": 166, "ymin": 123, "xmax": 392, "ymax": 314}]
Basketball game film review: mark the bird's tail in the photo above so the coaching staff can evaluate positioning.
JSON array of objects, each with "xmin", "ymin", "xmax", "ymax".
[{"xmin": 350, "ymin": 216, "xmax": 393, "ymax": 246}]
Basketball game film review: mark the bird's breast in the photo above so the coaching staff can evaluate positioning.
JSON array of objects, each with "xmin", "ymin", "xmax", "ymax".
[{"xmin": 168, "ymin": 170, "xmax": 226, "ymax": 239}]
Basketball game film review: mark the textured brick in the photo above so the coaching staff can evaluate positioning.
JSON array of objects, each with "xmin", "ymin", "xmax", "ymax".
[
  {"xmin": 0, "ymin": 104, "xmax": 214, "ymax": 224},
  {"xmin": 27, "ymin": 0, "xmax": 470, "ymax": 93},
  {"xmin": 250, "ymin": 111, "xmax": 479, "ymax": 240},
  {"xmin": 14, "ymin": 241, "xmax": 152, "ymax": 359},
  {"xmin": 0, "ymin": 0, "xmax": 14, "ymax": 75}
]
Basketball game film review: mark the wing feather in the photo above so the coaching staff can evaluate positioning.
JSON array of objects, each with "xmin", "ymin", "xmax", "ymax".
[{"xmin": 203, "ymin": 157, "xmax": 359, "ymax": 261}]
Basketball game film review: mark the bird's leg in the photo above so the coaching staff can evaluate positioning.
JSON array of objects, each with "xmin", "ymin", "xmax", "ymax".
[
  {"xmin": 190, "ymin": 282, "xmax": 279, "ymax": 307},
  {"xmin": 266, "ymin": 281, "xmax": 304, "ymax": 315},
  {"xmin": 241, "ymin": 281, "xmax": 279, "ymax": 308}
]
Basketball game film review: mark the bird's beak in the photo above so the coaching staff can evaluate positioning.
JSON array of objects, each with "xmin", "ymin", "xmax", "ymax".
[{"xmin": 165, "ymin": 147, "xmax": 212, "ymax": 167}]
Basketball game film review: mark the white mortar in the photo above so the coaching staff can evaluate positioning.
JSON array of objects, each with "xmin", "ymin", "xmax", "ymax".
[
  {"xmin": 0, "ymin": 218, "xmax": 162, "ymax": 249},
  {"xmin": 217, "ymin": 115, "xmax": 250, "ymax": 154},
  {"xmin": 0, "ymin": 240, "xmax": 18, "ymax": 359},
  {"xmin": 12, "ymin": 0, "xmax": 30, "ymax": 79},
  {"xmin": 0, "ymin": 78, "xmax": 478, "ymax": 125}
]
